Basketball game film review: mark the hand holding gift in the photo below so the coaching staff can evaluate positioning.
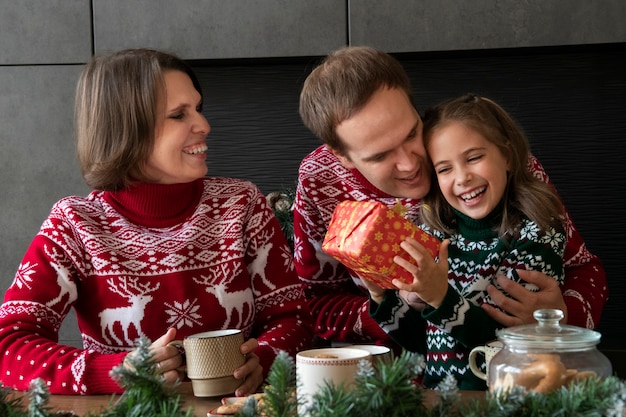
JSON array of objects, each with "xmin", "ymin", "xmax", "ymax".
[
  {"xmin": 322, "ymin": 201, "xmax": 440, "ymax": 290},
  {"xmin": 392, "ymin": 237, "xmax": 450, "ymax": 309}
]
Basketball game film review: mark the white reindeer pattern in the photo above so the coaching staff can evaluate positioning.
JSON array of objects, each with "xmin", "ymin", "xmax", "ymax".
[
  {"xmin": 194, "ymin": 263, "xmax": 254, "ymax": 328},
  {"xmin": 44, "ymin": 245, "xmax": 78, "ymax": 313},
  {"xmin": 247, "ymin": 228, "xmax": 277, "ymax": 295},
  {"xmin": 99, "ymin": 277, "xmax": 160, "ymax": 345}
]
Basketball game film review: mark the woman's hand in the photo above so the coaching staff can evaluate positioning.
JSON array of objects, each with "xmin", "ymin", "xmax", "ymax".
[
  {"xmin": 392, "ymin": 238, "xmax": 450, "ymax": 308},
  {"xmin": 482, "ymin": 270, "xmax": 568, "ymax": 327},
  {"xmin": 124, "ymin": 328, "xmax": 184, "ymax": 385},
  {"xmin": 233, "ymin": 338, "xmax": 263, "ymax": 397}
]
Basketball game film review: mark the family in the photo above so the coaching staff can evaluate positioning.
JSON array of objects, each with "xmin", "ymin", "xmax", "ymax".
[{"xmin": 0, "ymin": 46, "xmax": 607, "ymax": 395}]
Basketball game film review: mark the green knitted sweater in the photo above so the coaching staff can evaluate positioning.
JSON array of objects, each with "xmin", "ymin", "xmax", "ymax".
[{"xmin": 370, "ymin": 205, "xmax": 565, "ymax": 390}]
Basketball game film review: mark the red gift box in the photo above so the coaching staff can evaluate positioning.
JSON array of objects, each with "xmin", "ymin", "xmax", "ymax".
[{"xmin": 322, "ymin": 200, "xmax": 440, "ymax": 289}]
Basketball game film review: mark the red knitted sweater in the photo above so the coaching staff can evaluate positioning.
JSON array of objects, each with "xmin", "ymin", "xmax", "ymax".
[
  {"xmin": 293, "ymin": 145, "xmax": 607, "ymax": 346},
  {"xmin": 0, "ymin": 177, "xmax": 312, "ymax": 394}
]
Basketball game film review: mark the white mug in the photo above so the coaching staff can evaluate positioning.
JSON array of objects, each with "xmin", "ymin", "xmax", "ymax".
[
  {"xmin": 468, "ymin": 340, "xmax": 503, "ymax": 383},
  {"xmin": 296, "ymin": 348, "xmax": 371, "ymax": 415},
  {"xmin": 341, "ymin": 344, "xmax": 393, "ymax": 366}
]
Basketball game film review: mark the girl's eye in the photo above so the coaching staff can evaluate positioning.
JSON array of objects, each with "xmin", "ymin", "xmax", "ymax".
[
  {"xmin": 437, "ymin": 167, "xmax": 450, "ymax": 175},
  {"xmin": 170, "ymin": 113, "xmax": 184, "ymax": 120}
]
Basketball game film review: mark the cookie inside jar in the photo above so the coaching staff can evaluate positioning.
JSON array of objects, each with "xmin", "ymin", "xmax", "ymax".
[{"xmin": 489, "ymin": 309, "xmax": 612, "ymax": 394}]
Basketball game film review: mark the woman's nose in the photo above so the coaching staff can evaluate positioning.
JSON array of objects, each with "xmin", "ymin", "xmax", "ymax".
[{"xmin": 195, "ymin": 113, "xmax": 211, "ymax": 135}]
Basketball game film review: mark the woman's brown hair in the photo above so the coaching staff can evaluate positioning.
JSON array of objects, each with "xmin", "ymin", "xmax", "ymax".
[
  {"xmin": 420, "ymin": 94, "xmax": 564, "ymax": 236},
  {"xmin": 75, "ymin": 48, "xmax": 202, "ymax": 191}
]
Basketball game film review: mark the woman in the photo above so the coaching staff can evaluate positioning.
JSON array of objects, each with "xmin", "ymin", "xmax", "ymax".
[{"xmin": 0, "ymin": 48, "xmax": 312, "ymax": 395}]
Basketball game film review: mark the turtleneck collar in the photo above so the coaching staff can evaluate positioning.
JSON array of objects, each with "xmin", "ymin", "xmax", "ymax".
[
  {"xmin": 453, "ymin": 199, "xmax": 505, "ymax": 241},
  {"xmin": 102, "ymin": 178, "xmax": 204, "ymax": 228}
]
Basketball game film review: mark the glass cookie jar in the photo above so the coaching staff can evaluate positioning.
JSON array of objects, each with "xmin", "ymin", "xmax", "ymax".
[{"xmin": 489, "ymin": 309, "xmax": 612, "ymax": 394}]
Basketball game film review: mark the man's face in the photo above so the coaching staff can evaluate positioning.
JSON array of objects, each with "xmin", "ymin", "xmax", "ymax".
[{"xmin": 334, "ymin": 87, "xmax": 431, "ymax": 200}]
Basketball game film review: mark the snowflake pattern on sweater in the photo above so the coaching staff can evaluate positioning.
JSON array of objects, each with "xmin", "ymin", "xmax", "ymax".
[
  {"xmin": 0, "ymin": 177, "xmax": 312, "ymax": 394},
  {"xmin": 293, "ymin": 145, "xmax": 606, "ymax": 347}
]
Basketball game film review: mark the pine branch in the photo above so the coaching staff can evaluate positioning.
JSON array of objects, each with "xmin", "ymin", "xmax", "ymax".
[
  {"xmin": 2, "ymin": 346, "xmax": 625, "ymax": 417},
  {"xmin": 90, "ymin": 336, "xmax": 193, "ymax": 417},
  {"xmin": 27, "ymin": 379, "xmax": 51, "ymax": 417},
  {"xmin": 0, "ymin": 384, "xmax": 28, "ymax": 417},
  {"xmin": 257, "ymin": 351, "xmax": 298, "ymax": 417},
  {"xmin": 266, "ymin": 187, "xmax": 296, "ymax": 250}
]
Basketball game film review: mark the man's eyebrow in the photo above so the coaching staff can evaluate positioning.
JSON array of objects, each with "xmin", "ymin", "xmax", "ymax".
[
  {"xmin": 362, "ymin": 121, "xmax": 420, "ymax": 162},
  {"xmin": 361, "ymin": 152, "xmax": 385, "ymax": 163}
]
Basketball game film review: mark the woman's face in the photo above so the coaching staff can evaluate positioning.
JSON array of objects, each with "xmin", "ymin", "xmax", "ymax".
[
  {"xmin": 427, "ymin": 121, "xmax": 509, "ymax": 220},
  {"xmin": 144, "ymin": 70, "xmax": 210, "ymax": 184}
]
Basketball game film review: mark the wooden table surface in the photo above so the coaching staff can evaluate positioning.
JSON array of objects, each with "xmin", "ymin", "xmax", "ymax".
[{"xmin": 12, "ymin": 383, "xmax": 487, "ymax": 416}]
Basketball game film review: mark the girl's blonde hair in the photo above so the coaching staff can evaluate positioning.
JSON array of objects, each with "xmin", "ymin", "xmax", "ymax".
[
  {"xmin": 420, "ymin": 94, "xmax": 564, "ymax": 236},
  {"xmin": 75, "ymin": 48, "xmax": 202, "ymax": 191}
]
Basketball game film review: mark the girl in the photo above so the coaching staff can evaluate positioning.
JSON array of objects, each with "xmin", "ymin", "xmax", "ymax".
[{"xmin": 366, "ymin": 94, "xmax": 566, "ymax": 389}]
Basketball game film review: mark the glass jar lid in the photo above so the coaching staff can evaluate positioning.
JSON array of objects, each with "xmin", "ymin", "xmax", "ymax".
[{"xmin": 496, "ymin": 309, "xmax": 602, "ymax": 350}]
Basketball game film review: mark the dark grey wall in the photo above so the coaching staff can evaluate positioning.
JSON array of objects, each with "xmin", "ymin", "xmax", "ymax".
[
  {"xmin": 193, "ymin": 44, "xmax": 626, "ymax": 351},
  {"xmin": 1, "ymin": 0, "xmax": 625, "ymax": 349}
]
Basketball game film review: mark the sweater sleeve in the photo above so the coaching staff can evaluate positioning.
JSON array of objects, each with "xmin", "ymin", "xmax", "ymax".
[
  {"xmin": 423, "ymin": 285, "xmax": 502, "ymax": 347},
  {"xmin": 293, "ymin": 171, "xmax": 394, "ymax": 346},
  {"xmin": 0, "ymin": 233, "xmax": 126, "ymax": 394},
  {"xmin": 560, "ymin": 209, "xmax": 607, "ymax": 329},
  {"xmin": 527, "ymin": 155, "xmax": 608, "ymax": 328},
  {"xmin": 245, "ymin": 189, "xmax": 314, "ymax": 377},
  {"xmin": 369, "ymin": 290, "xmax": 427, "ymax": 353}
]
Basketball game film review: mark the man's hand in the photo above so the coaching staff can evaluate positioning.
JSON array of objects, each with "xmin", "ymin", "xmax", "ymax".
[
  {"xmin": 399, "ymin": 290, "xmax": 427, "ymax": 311},
  {"xmin": 483, "ymin": 270, "xmax": 567, "ymax": 327},
  {"xmin": 359, "ymin": 276, "xmax": 385, "ymax": 305}
]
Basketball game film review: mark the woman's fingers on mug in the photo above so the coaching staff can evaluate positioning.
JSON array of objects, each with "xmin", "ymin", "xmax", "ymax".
[
  {"xmin": 240, "ymin": 337, "xmax": 259, "ymax": 355},
  {"xmin": 234, "ymin": 351, "xmax": 260, "ymax": 380},
  {"xmin": 234, "ymin": 361, "xmax": 264, "ymax": 397}
]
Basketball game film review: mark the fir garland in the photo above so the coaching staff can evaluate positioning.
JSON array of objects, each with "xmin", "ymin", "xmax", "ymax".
[
  {"xmin": 2, "ymin": 342, "xmax": 625, "ymax": 416},
  {"xmin": 266, "ymin": 187, "xmax": 296, "ymax": 250}
]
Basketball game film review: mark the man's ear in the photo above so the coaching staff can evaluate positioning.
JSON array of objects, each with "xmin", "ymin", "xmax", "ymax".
[{"xmin": 327, "ymin": 145, "xmax": 355, "ymax": 169}]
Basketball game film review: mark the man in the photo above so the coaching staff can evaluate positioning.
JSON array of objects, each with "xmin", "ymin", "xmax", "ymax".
[{"xmin": 294, "ymin": 45, "xmax": 607, "ymax": 348}]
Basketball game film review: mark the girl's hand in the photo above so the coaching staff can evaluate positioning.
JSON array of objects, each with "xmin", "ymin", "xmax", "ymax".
[
  {"xmin": 233, "ymin": 338, "xmax": 263, "ymax": 397},
  {"xmin": 392, "ymin": 238, "xmax": 450, "ymax": 308}
]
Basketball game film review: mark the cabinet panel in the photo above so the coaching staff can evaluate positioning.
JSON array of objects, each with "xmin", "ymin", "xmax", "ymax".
[
  {"xmin": 0, "ymin": 0, "xmax": 91, "ymax": 65},
  {"xmin": 0, "ymin": 65, "xmax": 90, "ymax": 302},
  {"xmin": 93, "ymin": 0, "xmax": 347, "ymax": 59},
  {"xmin": 350, "ymin": 0, "xmax": 626, "ymax": 52}
]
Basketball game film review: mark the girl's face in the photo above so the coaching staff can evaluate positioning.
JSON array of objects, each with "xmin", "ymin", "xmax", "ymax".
[
  {"xmin": 427, "ymin": 121, "xmax": 509, "ymax": 220},
  {"xmin": 144, "ymin": 70, "xmax": 210, "ymax": 184}
]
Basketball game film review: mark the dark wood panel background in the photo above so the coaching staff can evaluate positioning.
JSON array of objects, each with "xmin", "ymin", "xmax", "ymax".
[{"xmin": 192, "ymin": 43, "xmax": 626, "ymax": 358}]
